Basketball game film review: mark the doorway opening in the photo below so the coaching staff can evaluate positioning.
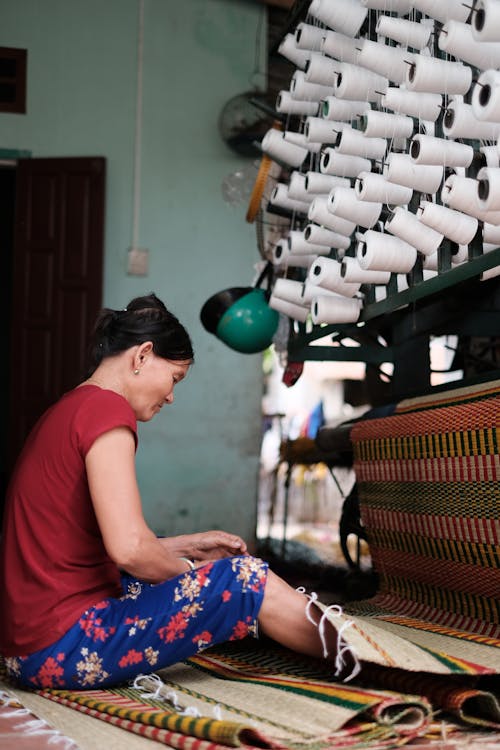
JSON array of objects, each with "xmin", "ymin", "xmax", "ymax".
[{"xmin": 0, "ymin": 154, "xmax": 106, "ymax": 524}]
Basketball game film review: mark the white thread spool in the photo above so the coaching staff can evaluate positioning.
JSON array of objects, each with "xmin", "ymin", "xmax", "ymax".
[
  {"xmin": 472, "ymin": 0, "xmax": 500, "ymax": 42},
  {"xmin": 273, "ymin": 240, "xmax": 317, "ymax": 269},
  {"xmin": 472, "ymin": 70, "xmax": 500, "ymax": 121},
  {"xmin": 361, "ymin": 0, "xmax": 413, "ymax": 12},
  {"xmin": 341, "ymin": 256, "xmax": 391, "ymax": 284},
  {"xmin": 304, "ymin": 55, "xmax": 340, "ymax": 87},
  {"xmin": 406, "ymin": 55, "xmax": 472, "ymax": 96},
  {"xmin": 305, "ymin": 117, "xmax": 350, "ymax": 144},
  {"xmin": 481, "ymin": 145, "xmax": 499, "ymax": 168},
  {"xmin": 441, "ymin": 174, "xmax": 496, "ymax": 222},
  {"xmin": 288, "ymin": 172, "xmax": 310, "ymax": 202},
  {"xmin": 334, "ymin": 128, "xmax": 387, "ymax": 160},
  {"xmin": 308, "ymin": 256, "xmax": 361, "ymax": 296},
  {"xmin": 291, "ymin": 71, "xmax": 334, "ymax": 101},
  {"xmin": 276, "ymin": 91, "xmax": 319, "ymax": 116},
  {"xmin": 439, "ymin": 21, "xmax": 500, "ymax": 70},
  {"xmin": 417, "ymin": 200, "xmax": 478, "ymax": 245},
  {"xmin": 357, "ymin": 39, "xmax": 410, "ymax": 85},
  {"xmin": 304, "ymin": 172, "xmax": 350, "ymax": 194},
  {"xmin": 355, "ymin": 171, "xmax": 412, "ymax": 205},
  {"xmin": 272, "ymin": 238, "xmax": 288, "ymax": 264},
  {"xmin": 269, "ymin": 294, "xmax": 310, "ymax": 322},
  {"xmin": 359, "ymin": 109, "xmax": 413, "ymax": 139},
  {"xmin": 261, "ymin": 129, "xmax": 308, "ymax": 168},
  {"xmin": 278, "ymin": 34, "xmax": 311, "ymax": 69},
  {"xmin": 295, "ymin": 22, "xmax": 326, "ymax": 51},
  {"xmin": 357, "ymin": 230, "xmax": 417, "ymax": 273},
  {"xmin": 442, "ymin": 99, "xmax": 500, "ymax": 140},
  {"xmin": 301, "ymin": 282, "xmax": 347, "ymax": 305},
  {"xmin": 320, "ymin": 148, "xmax": 371, "ymax": 178},
  {"xmin": 484, "ymin": 222, "xmax": 500, "ymax": 244},
  {"xmin": 477, "ymin": 167, "xmax": 500, "ymax": 212},
  {"xmin": 482, "ymin": 265, "xmax": 500, "ymax": 282},
  {"xmin": 383, "ymin": 152, "xmax": 444, "ymax": 192},
  {"xmin": 270, "ymin": 183, "xmax": 310, "ymax": 214},
  {"xmin": 422, "ymin": 252, "xmax": 438, "ymax": 271},
  {"xmin": 308, "ymin": 0, "xmax": 368, "ymax": 38},
  {"xmin": 304, "ymin": 223, "xmax": 352, "ymax": 249},
  {"xmin": 385, "ymin": 206, "xmax": 443, "ymax": 255},
  {"xmin": 409, "ymin": 0, "xmax": 470, "ymax": 23},
  {"xmin": 328, "ymin": 186, "xmax": 382, "ymax": 228},
  {"xmin": 396, "ymin": 274, "xmax": 409, "ymax": 292},
  {"xmin": 322, "ymin": 96, "xmax": 368, "ymax": 121},
  {"xmin": 308, "ymin": 196, "xmax": 357, "ymax": 235},
  {"xmin": 384, "ymin": 153, "xmax": 444, "ymax": 193},
  {"xmin": 272, "ymin": 278, "xmax": 305, "ymax": 305},
  {"xmin": 451, "ymin": 244, "xmax": 469, "ymax": 265},
  {"xmin": 285, "ymin": 131, "xmax": 322, "ymax": 155},
  {"xmin": 311, "ymin": 295, "xmax": 361, "ymax": 324},
  {"xmin": 288, "ymin": 230, "xmax": 329, "ymax": 256},
  {"xmin": 419, "ymin": 120, "xmax": 435, "ymax": 137},
  {"xmin": 410, "ymin": 134, "xmax": 474, "ymax": 168},
  {"xmin": 376, "ymin": 16, "xmax": 432, "ymax": 51},
  {"xmin": 382, "ymin": 88, "xmax": 442, "ymax": 122},
  {"xmin": 321, "ymin": 30, "xmax": 361, "ymax": 65},
  {"xmin": 334, "ymin": 63, "xmax": 388, "ymax": 102}
]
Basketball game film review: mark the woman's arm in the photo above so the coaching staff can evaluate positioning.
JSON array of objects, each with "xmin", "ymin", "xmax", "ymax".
[
  {"xmin": 158, "ymin": 532, "xmax": 247, "ymax": 561},
  {"xmin": 86, "ymin": 427, "xmax": 190, "ymax": 582},
  {"xmin": 85, "ymin": 427, "xmax": 247, "ymax": 582}
]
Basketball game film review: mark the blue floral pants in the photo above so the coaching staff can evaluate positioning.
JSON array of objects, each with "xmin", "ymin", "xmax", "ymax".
[{"xmin": 5, "ymin": 556, "xmax": 268, "ymax": 690}]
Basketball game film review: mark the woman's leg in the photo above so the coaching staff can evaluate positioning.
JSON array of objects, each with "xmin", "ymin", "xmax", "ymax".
[
  {"xmin": 9, "ymin": 556, "xmax": 268, "ymax": 689},
  {"xmin": 257, "ymin": 569, "xmax": 338, "ymax": 660}
]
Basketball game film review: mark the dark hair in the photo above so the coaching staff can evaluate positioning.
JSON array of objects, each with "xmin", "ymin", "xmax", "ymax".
[{"xmin": 86, "ymin": 293, "xmax": 194, "ymax": 376}]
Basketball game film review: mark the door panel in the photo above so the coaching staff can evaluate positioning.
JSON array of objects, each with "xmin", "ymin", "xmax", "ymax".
[{"xmin": 8, "ymin": 156, "xmax": 105, "ymax": 469}]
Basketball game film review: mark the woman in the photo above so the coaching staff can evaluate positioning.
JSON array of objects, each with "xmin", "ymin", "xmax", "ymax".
[{"xmin": 0, "ymin": 293, "xmax": 340, "ymax": 690}]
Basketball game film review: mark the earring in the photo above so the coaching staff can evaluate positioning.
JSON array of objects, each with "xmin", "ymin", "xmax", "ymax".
[{"xmin": 134, "ymin": 369, "xmax": 140, "ymax": 375}]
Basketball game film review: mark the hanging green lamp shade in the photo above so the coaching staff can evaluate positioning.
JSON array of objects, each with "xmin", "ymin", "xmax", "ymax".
[{"xmin": 200, "ymin": 286, "xmax": 279, "ymax": 354}]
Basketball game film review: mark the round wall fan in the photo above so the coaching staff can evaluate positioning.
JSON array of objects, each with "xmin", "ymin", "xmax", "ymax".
[{"xmin": 246, "ymin": 144, "xmax": 291, "ymax": 261}]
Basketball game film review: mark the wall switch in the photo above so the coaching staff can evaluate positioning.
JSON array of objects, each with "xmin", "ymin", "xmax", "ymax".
[{"xmin": 127, "ymin": 247, "xmax": 149, "ymax": 276}]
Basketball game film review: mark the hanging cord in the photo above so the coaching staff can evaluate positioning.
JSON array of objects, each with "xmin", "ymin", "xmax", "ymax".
[
  {"xmin": 132, "ymin": 0, "xmax": 144, "ymax": 249},
  {"xmin": 297, "ymin": 588, "xmax": 362, "ymax": 683}
]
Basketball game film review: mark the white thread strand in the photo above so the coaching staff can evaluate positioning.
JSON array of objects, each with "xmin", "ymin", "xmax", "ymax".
[
  {"xmin": 132, "ymin": 673, "xmax": 222, "ymax": 719},
  {"xmin": 300, "ymin": 590, "xmax": 361, "ymax": 682}
]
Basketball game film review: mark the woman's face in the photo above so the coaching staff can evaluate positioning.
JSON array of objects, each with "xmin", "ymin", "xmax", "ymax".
[{"xmin": 132, "ymin": 354, "xmax": 191, "ymax": 422}]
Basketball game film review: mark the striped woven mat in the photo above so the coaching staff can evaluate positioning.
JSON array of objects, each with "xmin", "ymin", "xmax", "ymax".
[
  {"xmin": 3, "ymin": 638, "xmax": 497, "ymax": 748},
  {"xmin": 327, "ymin": 378, "xmax": 500, "ymax": 678}
]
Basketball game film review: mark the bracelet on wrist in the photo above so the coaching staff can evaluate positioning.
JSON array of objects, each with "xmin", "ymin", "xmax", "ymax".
[{"xmin": 179, "ymin": 556, "xmax": 195, "ymax": 571}]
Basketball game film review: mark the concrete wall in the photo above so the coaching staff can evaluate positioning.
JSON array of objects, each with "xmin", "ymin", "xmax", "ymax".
[{"xmin": 0, "ymin": 0, "xmax": 266, "ymax": 542}]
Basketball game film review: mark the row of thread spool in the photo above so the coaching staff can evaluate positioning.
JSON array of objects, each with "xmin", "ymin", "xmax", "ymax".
[{"xmin": 256, "ymin": 0, "xmax": 500, "ymax": 328}]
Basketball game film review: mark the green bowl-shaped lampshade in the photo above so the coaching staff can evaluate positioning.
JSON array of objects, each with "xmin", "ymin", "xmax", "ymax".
[{"xmin": 214, "ymin": 288, "xmax": 279, "ymax": 354}]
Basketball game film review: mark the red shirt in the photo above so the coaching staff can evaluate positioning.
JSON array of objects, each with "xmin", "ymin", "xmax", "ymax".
[{"xmin": 0, "ymin": 386, "xmax": 137, "ymax": 655}]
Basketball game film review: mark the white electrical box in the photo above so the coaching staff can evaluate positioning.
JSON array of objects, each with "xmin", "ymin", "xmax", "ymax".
[{"xmin": 127, "ymin": 247, "xmax": 149, "ymax": 276}]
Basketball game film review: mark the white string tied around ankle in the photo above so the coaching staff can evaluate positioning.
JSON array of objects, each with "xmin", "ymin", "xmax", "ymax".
[{"xmin": 299, "ymin": 588, "xmax": 361, "ymax": 683}]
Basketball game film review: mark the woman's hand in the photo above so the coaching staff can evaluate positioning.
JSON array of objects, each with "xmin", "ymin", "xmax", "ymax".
[{"xmin": 159, "ymin": 531, "xmax": 248, "ymax": 562}]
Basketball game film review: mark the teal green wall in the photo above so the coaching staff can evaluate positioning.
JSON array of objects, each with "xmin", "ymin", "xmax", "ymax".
[{"xmin": 0, "ymin": 0, "xmax": 266, "ymax": 542}]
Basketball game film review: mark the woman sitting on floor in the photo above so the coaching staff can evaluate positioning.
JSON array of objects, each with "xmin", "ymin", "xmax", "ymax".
[{"xmin": 0, "ymin": 293, "xmax": 344, "ymax": 689}]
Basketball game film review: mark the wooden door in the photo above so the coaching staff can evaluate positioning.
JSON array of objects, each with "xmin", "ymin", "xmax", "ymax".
[{"xmin": 7, "ymin": 156, "xmax": 106, "ymax": 469}]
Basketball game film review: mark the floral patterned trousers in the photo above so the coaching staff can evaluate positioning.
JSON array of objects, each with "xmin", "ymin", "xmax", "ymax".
[{"xmin": 5, "ymin": 556, "xmax": 268, "ymax": 690}]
